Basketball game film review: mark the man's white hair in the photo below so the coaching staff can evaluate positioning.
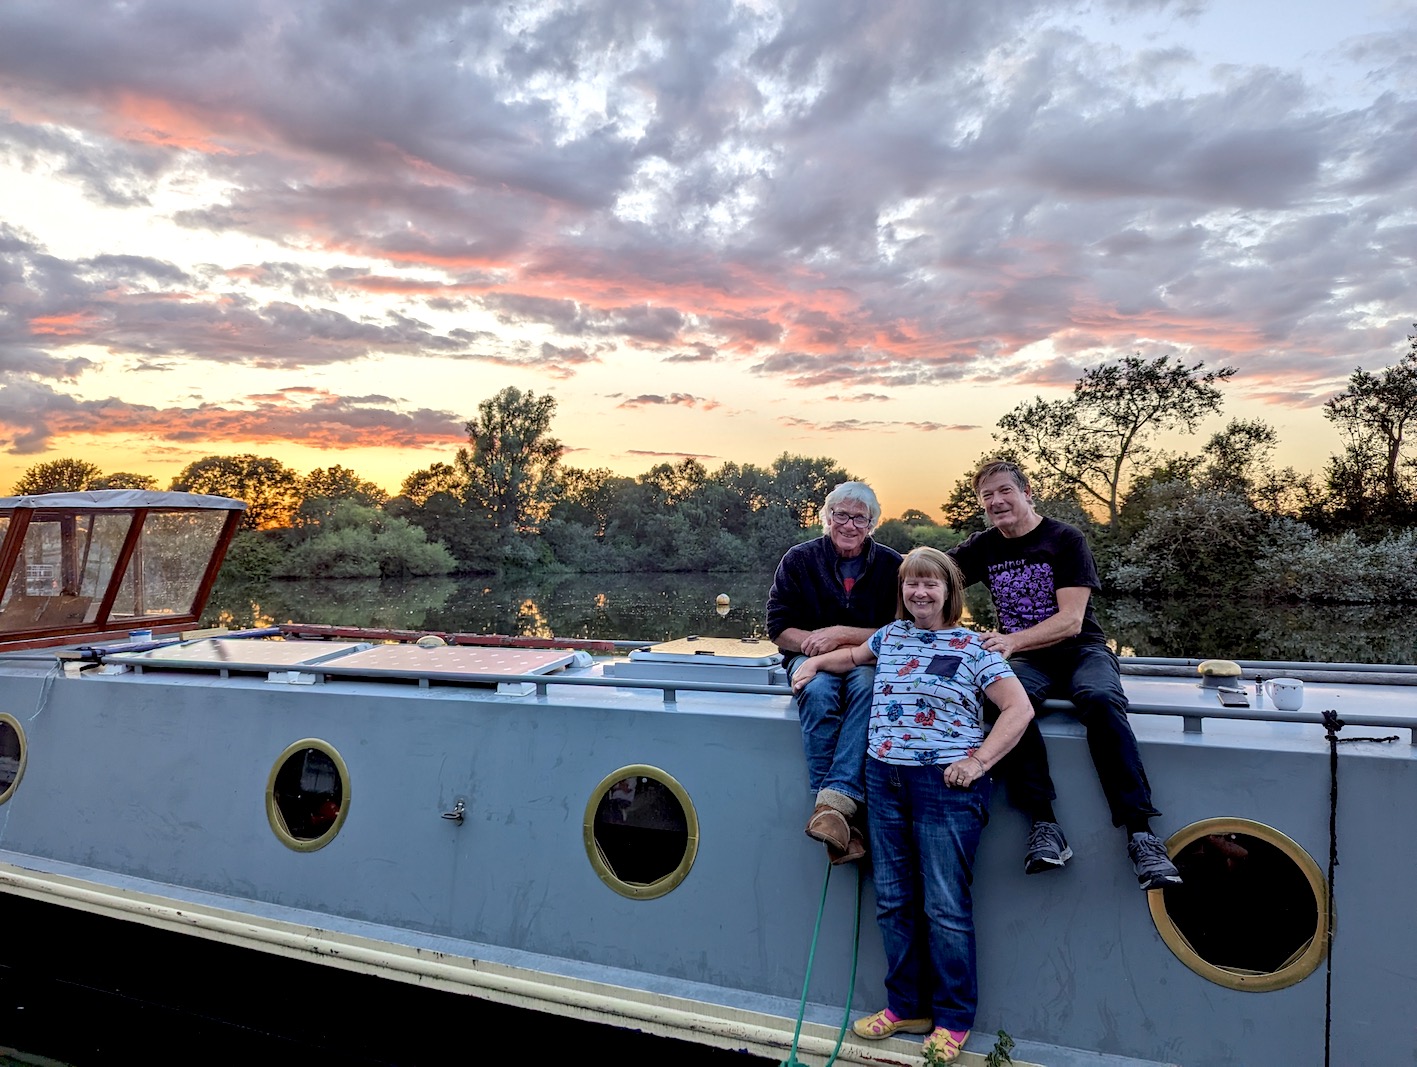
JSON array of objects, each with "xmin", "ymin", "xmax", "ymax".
[{"xmin": 820, "ymin": 481, "xmax": 881, "ymax": 531}]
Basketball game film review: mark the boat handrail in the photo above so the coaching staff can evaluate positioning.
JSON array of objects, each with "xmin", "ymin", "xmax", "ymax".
[
  {"xmin": 239, "ymin": 662, "xmax": 1417, "ymax": 741},
  {"xmin": 1121, "ymin": 658, "xmax": 1417, "ymax": 681}
]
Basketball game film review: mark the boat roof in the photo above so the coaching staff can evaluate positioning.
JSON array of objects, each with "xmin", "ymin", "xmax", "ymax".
[{"xmin": 0, "ymin": 490, "xmax": 245, "ymax": 512}]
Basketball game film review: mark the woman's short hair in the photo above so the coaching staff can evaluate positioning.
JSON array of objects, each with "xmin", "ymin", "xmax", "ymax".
[
  {"xmin": 896, "ymin": 546, "xmax": 967, "ymax": 627},
  {"xmin": 971, "ymin": 458, "xmax": 1031, "ymax": 496},
  {"xmin": 819, "ymin": 481, "xmax": 881, "ymax": 530}
]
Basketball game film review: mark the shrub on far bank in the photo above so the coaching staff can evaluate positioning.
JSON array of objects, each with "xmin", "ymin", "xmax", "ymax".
[
  {"xmin": 1255, "ymin": 525, "xmax": 1417, "ymax": 602},
  {"xmin": 270, "ymin": 503, "xmax": 456, "ymax": 580},
  {"xmin": 1107, "ymin": 484, "xmax": 1417, "ymax": 603}
]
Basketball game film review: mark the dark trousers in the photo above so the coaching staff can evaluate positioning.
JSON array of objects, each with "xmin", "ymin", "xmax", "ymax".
[{"xmin": 996, "ymin": 644, "xmax": 1160, "ymax": 829}]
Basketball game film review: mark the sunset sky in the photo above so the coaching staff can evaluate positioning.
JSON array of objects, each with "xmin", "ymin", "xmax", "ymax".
[{"xmin": 1, "ymin": 0, "xmax": 1414, "ymax": 518}]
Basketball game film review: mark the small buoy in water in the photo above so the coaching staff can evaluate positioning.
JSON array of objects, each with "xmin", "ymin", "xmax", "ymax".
[
  {"xmin": 416, "ymin": 635, "xmax": 447, "ymax": 649},
  {"xmin": 715, "ymin": 593, "xmax": 730, "ymax": 617}
]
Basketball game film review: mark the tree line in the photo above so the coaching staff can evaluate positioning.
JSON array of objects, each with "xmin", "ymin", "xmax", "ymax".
[{"xmin": 10, "ymin": 328, "xmax": 1417, "ymax": 601}]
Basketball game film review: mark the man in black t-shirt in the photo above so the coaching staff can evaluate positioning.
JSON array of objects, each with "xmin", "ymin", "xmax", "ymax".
[{"xmin": 948, "ymin": 459, "xmax": 1181, "ymax": 891}]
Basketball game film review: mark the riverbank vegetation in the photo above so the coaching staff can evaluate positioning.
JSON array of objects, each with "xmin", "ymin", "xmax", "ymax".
[{"xmin": 11, "ymin": 332, "xmax": 1417, "ymax": 603}]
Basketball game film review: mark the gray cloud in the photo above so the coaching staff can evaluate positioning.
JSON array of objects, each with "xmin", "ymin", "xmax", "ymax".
[{"xmin": 0, "ymin": 0, "xmax": 1412, "ymax": 449}]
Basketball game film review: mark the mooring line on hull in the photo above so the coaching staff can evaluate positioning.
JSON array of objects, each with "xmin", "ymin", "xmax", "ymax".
[
  {"xmin": 23, "ymin": 661, "xmax": 61, "ymax": 726},
  {"xmin": 781, "ymin": 857, "xmax": 863, "ymax": 1067},
  {"xmin": 1323, "ymin": 708, "xmax": 1344, "ymax": 1067}
]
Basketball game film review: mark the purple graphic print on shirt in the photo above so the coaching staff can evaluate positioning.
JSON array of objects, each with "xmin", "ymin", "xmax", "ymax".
[{"xmin": 987, "ymin": 561, "xmax": 1059, "ymax": 632}]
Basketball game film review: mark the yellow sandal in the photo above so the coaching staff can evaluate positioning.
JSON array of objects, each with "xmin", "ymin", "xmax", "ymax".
[
  {"xmin": 923, "ymin": 1027, "xmax": 969, "ymax": 1063},
  {"xmin": 851, "ymin": 1008, "xmax": 933, "ymax": 1039}
]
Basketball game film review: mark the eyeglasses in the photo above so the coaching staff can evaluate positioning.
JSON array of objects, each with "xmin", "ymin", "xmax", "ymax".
[{"xmin": 829, "ymin": 510, "xmax": 871, "ymax": 529}]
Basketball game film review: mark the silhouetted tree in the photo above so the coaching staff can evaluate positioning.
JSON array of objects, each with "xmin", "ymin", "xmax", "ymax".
[
  {"xmin": 296, "ymin": 465, "xmax": 389, "ymax": 528},
  {"xmin": 996, "ymin": 354, "xmax": 1236, "ymax": 524},
  {"xmin": 767, "ymin": 453, "xmax": 854, "ymax": 528},
  {"xmin": 92, "ymin": 472, "xmax": 159, "ymax": 490},
  {"xmin": 11, "ymin": 458, "xmax": 102, "ymax": 494},
  {"xmin": 456, "ymin": 387, "xmax": 563, "ymax": 539},
  {"xmin": 169, "ymin": 454, "xmax": 300, "ymax": 530},
  {"xmin": 399, "ymin": 462, "xmax": 466, "ymax": 506},
  {"xmin": 1322, "ymin": 329, "xmax": 1417, "ymax": 523}
]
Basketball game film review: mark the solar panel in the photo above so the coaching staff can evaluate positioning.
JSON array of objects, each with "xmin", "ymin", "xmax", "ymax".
[
  {"xmin": 106, "ymin": 637, "xmax": 574, "ymax": 682},
  {"xmin": 112, "ymin": 638, "xmax": 370, "ymax": 670},
  {"xmin": 324, "ymin": 644, "xmax": 574, "ymax": 678}
]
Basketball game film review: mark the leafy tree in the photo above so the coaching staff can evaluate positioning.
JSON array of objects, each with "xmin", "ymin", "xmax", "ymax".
[
  {"xmin": 712, "ymin": 461, "xmax": 773, "ymax": 515},
  {"xmin": 553, "ymin": 466, "xmax": 634, "ymax": 539},
  {"xmin": 12, "ymin": 458, "xmax": 103, "ymax": 494},
  {"xmin": 1199, "ymin": 419, "xmax": 1277, "ymax": 495},
  {"xmin": 92, "ymin": 472, "xmax": 158, "ymax": 490},
  {"xmin": 169, "ymin": 454, "xmax": 300, "ymax": 530},
  {"xmin": 639, "ymin": 458, "xmax": 710, "ymax": 509},
  {"xmin": 996, "ymin": 354, "xmax": 1236, "ymax": 524},
  {"xmin": 302, "ymin": 466, "xmax": 388, "ymax": 508},
  {"xmin": 456, "ymin": 387, "xmax": 564, "ymax": 539},
  {"xmin": 768, "ymin": 453, "xmax": 854, "ymax": 528},
  {"xmin": 1322, "ymin": 329, "xmax": 1417, "ymax": 522},
  {"xmin": 296, "ymin": 465, "xmax": 389, "ymax": 529},
  {"xmin": 898, "ymin": 508, "xmax": 936, "ymax": 525},
  {"xmin": 399, "ymin": 461, "xmax": 466, "ymax": 506}
]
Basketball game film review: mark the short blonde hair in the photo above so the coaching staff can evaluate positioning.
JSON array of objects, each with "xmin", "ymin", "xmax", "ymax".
[{"xmin": 895, "ymin": 546, "xmax": 966, "ymax": 627}]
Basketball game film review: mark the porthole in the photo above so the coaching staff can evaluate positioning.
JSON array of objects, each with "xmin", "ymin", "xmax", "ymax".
[
  {"xmin": 1148, "ymin": 817, "xmax": 1327, "ymax": 991},
  {"xmin": 266, "ymin": 739, "xmax": 350, "ymax": 852},
  {"xmin": 0, "ymin": 714, "xmax": 27, "ymax": 804},
  {"xmin": 584, "ymin": 765, "xmax": 698, "ymax": 900}
]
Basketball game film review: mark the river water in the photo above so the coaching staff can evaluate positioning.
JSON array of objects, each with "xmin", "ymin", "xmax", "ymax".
[{"xmin": 206, "ymin": 570, "xmax": 1417, "ymax": 664}]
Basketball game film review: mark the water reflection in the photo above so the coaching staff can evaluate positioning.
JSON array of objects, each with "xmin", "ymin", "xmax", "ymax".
[{"xmin": 207, "ymin": 574, "xmax": 1415, "ymax": 664}]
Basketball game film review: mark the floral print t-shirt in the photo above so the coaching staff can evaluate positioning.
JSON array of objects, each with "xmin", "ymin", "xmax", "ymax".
[{"xmin": 866, "ymin": 621, "xmax": 1014, "ymax": 767}]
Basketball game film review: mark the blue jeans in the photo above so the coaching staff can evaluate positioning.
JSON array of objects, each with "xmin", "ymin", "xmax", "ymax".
[
  {"xmin": 866, "ymin": 758, "xmax": 990, "ymax": 1032},
  {"xmin": 1002, "ymin": 644, "xmax": 1160, "ymax": 828},
  {"xmin": 786, "ymin": 655, "xmax": 872, "ymax": 804}
]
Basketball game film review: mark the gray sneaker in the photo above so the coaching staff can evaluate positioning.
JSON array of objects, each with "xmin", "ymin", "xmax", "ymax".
[
  {"xmin": 1024, "ymin": 820, "xmax": 1073, "ymax": 874},
  {"xmin": 1128, "ymin": 831, "xmax": 1183, "ymax": 890}
]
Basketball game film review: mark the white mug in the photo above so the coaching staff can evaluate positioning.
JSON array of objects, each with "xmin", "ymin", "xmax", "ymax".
[{"xmin": 1263, "ymin": 677, "xmax": 1304, "ymax": 711}]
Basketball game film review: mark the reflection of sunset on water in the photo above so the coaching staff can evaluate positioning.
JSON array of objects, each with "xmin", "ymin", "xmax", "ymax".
[
  {"xmin": 217, "ymin": 602, "xmax": 274, "ymax": 630},
  {"xmin": 518, "ymin": 598, "xmax": 553, "ymax": 639}
]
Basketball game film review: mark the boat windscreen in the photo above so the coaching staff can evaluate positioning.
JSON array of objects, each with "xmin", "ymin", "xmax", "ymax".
[{"xmin": 0, "ymin": 503, "xmax": 241, "ymax": 645}]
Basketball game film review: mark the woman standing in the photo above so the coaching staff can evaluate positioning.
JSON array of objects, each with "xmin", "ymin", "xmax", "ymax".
[{"xmin": 791, "ymin": 546, "xmax": 1034, "ymax": 1063}]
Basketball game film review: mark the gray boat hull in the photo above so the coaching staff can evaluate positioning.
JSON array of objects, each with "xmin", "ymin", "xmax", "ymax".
[{"xmin": 0, "ymin": 649, "xmax": 1412, "ymax": 1066}]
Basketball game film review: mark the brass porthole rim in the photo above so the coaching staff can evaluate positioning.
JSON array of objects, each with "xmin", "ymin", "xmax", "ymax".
[
  {"xmin": 265, "ymin": 737, "xmax": 351, "ymax": 853},
  {"xmin": 0, "ymin": 713, "xmax": 27, "ymax": 805},
  {"xmin": 583, "ymin": 764, "xmax": 699, "ymax": 900},
  {"xmin": 1148, "ymin": 816, "xmax": 1328, "ymax": 992}
]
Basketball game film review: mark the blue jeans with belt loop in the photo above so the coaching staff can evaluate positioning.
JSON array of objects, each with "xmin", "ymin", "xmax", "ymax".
[
  {"xmin": 866, "ymin": 757, "xmax": 991, "ymax": 1032},
  {"xmin": 786, "ymin": 655, "xmax": 873, "ymax": 804}
]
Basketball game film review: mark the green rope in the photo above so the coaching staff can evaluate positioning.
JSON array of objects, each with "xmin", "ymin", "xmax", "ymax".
[{"xmin": 780, "ymin": 857, "xmax": 864, "ymax": 1067}]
